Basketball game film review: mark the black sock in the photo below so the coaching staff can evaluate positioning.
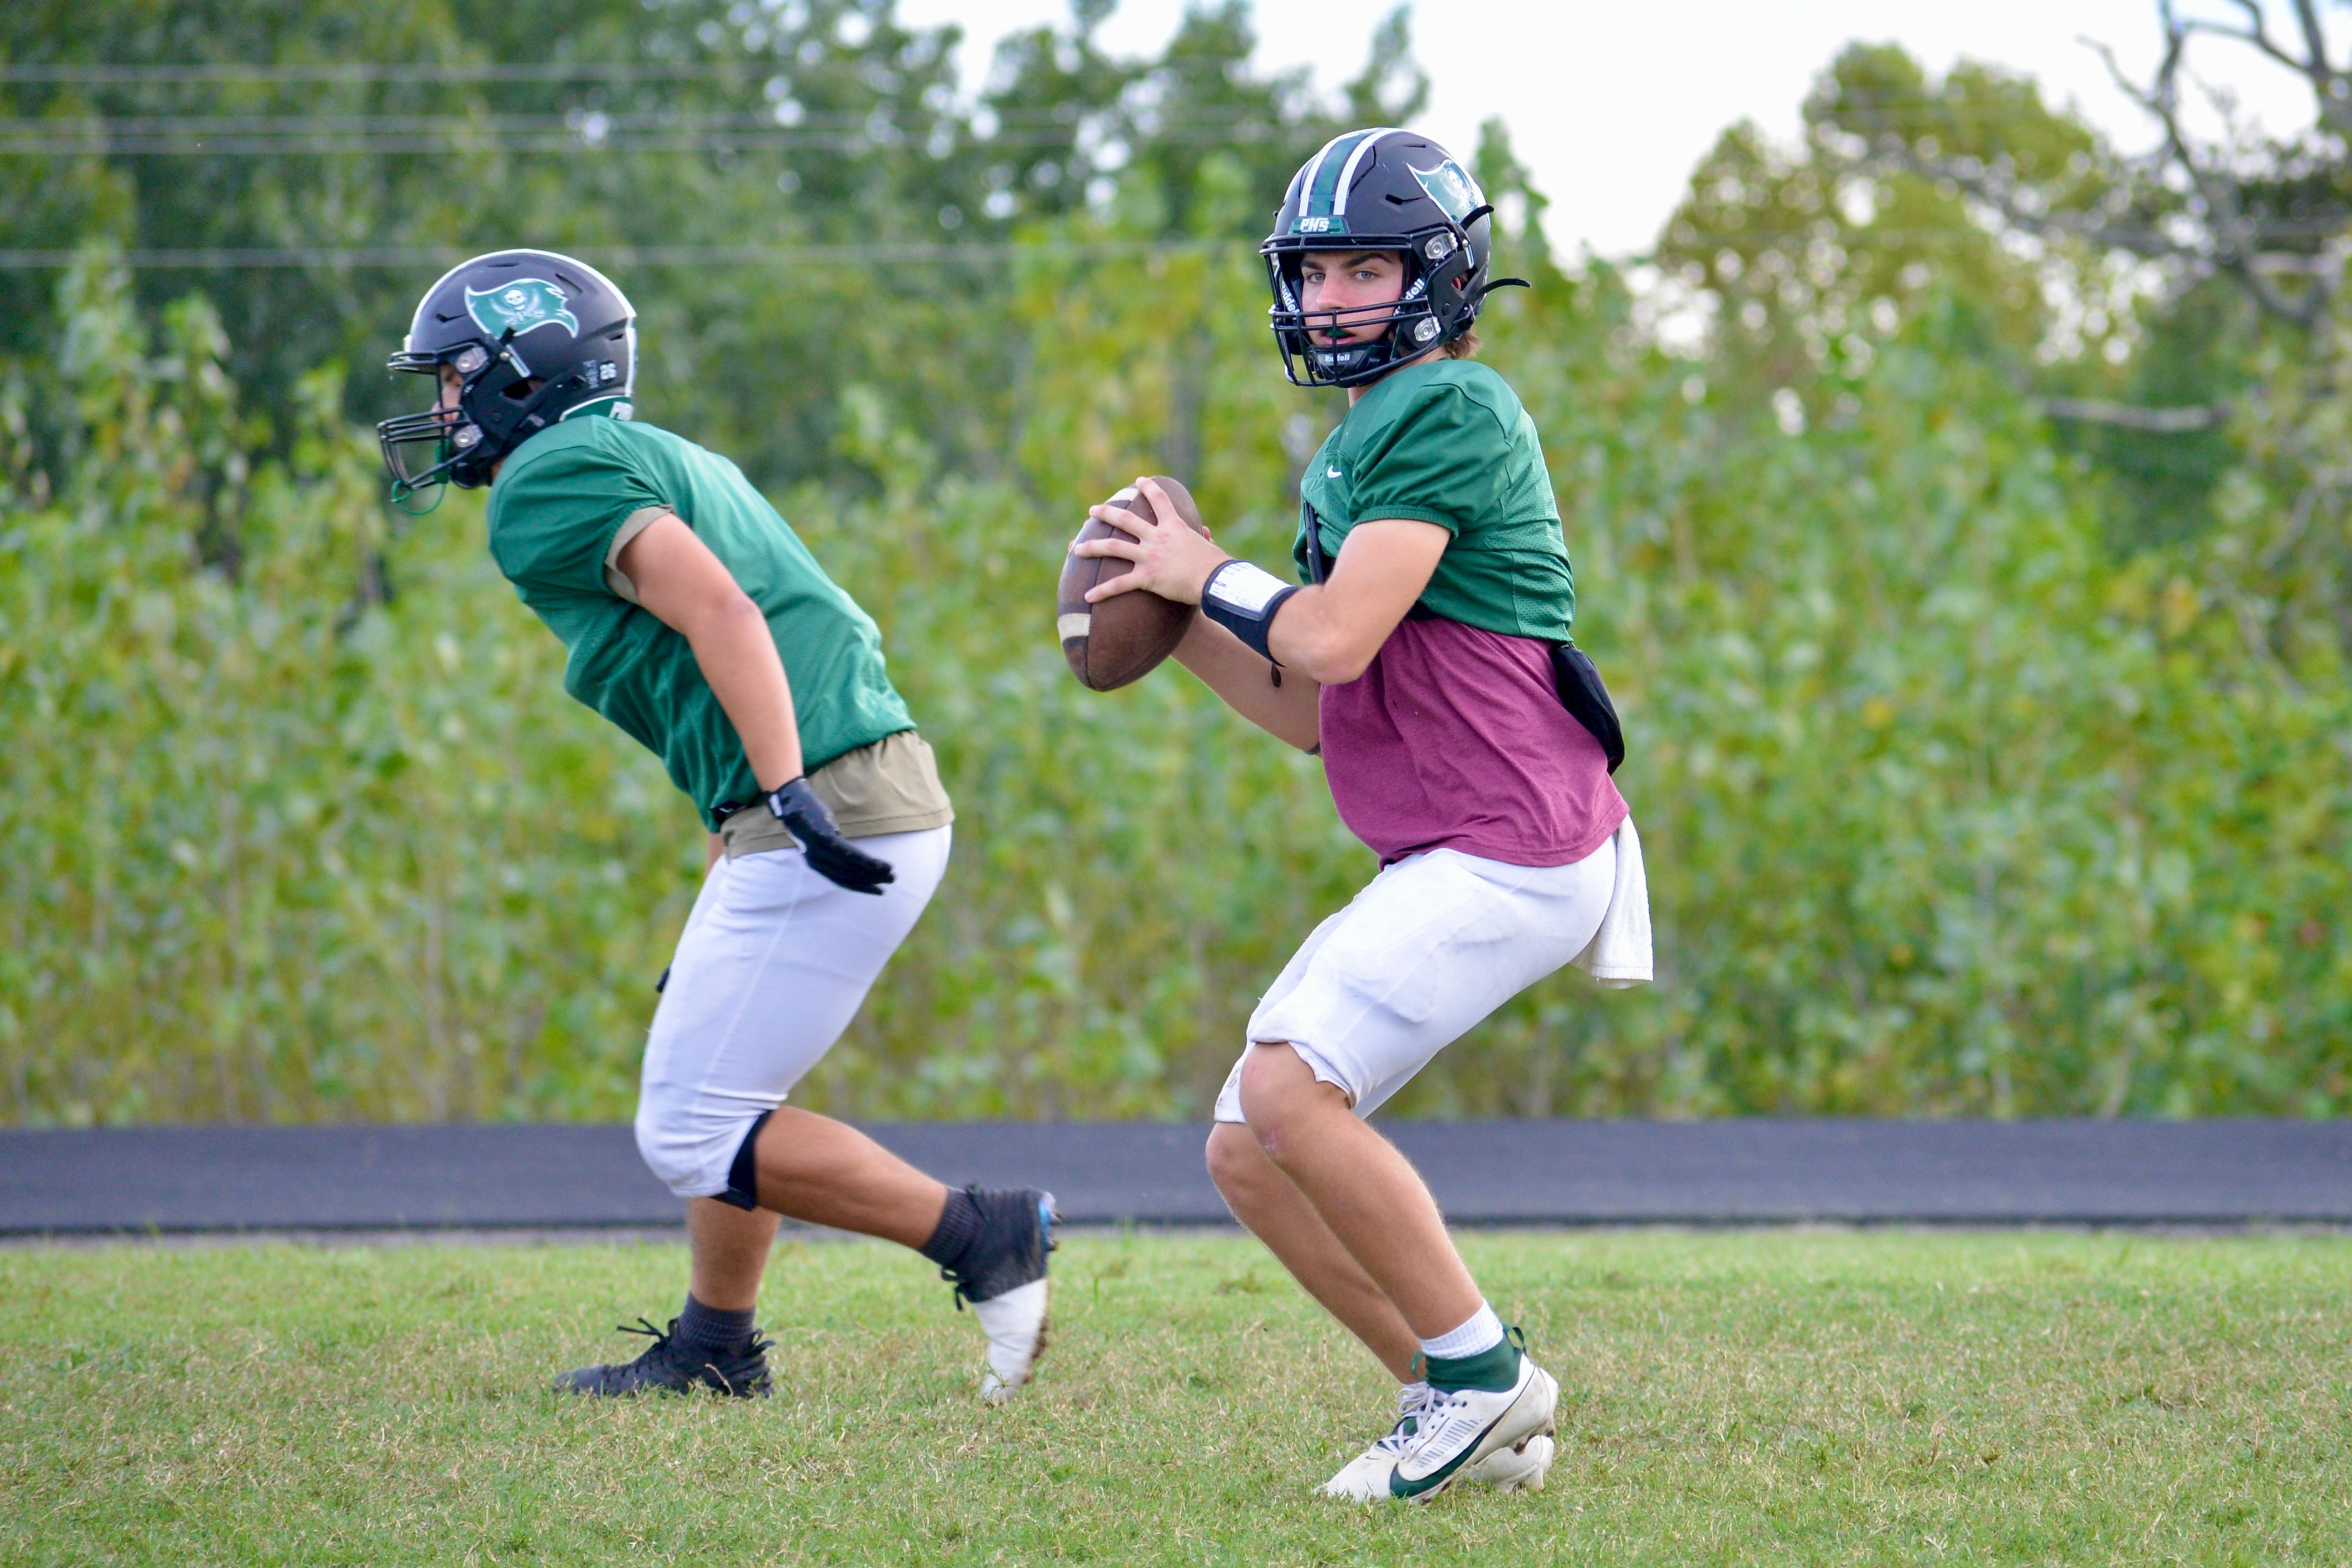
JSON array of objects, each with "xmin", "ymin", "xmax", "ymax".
[
  {"xmin": 919, "ymin": 1186, "xmax": 982, "ymax": 1269},
  {"xmin": 674, "ymin": 1293, "xmax": 756, "ymax": 1355}
]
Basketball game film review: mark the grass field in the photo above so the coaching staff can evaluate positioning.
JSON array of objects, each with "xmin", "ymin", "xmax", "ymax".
[{"xmin": 2, "ymin": 1230, "xmax": 2347, "ymax": 1566}]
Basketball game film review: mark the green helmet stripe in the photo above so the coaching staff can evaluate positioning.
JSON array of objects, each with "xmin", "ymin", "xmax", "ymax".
[
  {"xmin": 1330, "ymin": 128, "xmax": 1406, "ymax": 217},
  {"xmin": 1300, "ymin": 130, "xmax": 1371, "ymax": 216}
]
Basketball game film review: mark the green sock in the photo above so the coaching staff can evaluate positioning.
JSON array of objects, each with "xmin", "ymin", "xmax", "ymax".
[{"xmin": 1424, "ymin": 1332, "xmax": 1522, "ymax": 1393}]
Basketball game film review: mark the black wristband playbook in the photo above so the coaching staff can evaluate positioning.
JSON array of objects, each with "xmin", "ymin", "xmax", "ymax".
[{"xmin": 1200, "ymin": 559, "xmax": 1301, "ymax": 663}]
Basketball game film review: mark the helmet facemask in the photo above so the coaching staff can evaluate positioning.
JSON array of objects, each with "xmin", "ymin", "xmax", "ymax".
[
  {"xmin": 1264, "ymin": 225, "xmax": 1480, "ymax": 390},
  {"xmin": 377, "ymin": 344, "xmax": 500, "ymax": 514}
]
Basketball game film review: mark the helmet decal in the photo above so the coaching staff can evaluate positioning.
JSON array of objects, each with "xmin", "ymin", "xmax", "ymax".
[
  {"xmin": 1292, "ymin": 132, "xmax": 1351, "ymax": 215},
  {"xmin": 1407, "ymin": 159, "xmax": 1482, "ymax": 222},
  {"xmin": 464, "ymin": 279, "xmax": 579, "ymax": 339}
]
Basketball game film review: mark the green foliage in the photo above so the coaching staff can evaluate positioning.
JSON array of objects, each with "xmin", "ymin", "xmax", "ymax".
[
  {"xmin": 1471, "ymin": 274, "xmax": 2352, "ymax": 1117},
  {"xmin": 7, "ymin": 223, "xmax": 2352, "ymax": 1123},
  {"xmin": 1, "ymin": 258, "xmax": 706, "ymax": 1122},
  {"xmin": 5, "ymin": 21, "xmax": 2352, "ymax": 1123},
  {"xmin": 1659, "ymin": 45, "xmax": 2131, "ymax": 391}
]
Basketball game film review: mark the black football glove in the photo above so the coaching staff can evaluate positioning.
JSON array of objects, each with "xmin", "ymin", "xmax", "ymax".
[{"xmin": 764, "ymin": 776, "xmax": 895, "ymax": 895}]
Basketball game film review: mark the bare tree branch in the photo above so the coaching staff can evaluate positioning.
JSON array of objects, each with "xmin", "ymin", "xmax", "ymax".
[
  {"xmin": 2185, "ymin": 1, "xmax": 2352, "ymax": 140},
  {"xmin": 2078, "ymin": 11, "xmax": 2335, "ymax": 331}
]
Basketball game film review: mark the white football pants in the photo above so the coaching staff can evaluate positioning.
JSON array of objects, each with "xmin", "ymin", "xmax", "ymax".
[
  {"xmin": 633, "ymin": 825, "xmax": 951, "ymax": 1199},
  {"xmin": 1212, "ymin": 839, "xmax": 1615, "ymax": 1123}
]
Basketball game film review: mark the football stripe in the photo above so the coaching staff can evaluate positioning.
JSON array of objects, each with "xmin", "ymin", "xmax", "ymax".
[
  {"xmin": 1057, "ymin": 612, "xmax": 1091, "ymax": 641},
  {"xmin": 1330, "ymin": 127, "xmax": 1406, "ymax": 217},
  {"xmin": 1301, "ymin": 130, "xmax": 1367, "ymax": 216}
]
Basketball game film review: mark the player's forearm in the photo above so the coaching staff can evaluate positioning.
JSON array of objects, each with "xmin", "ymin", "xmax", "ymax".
[
  {"xmin": 1172, "ymin": 615, "xmax": 1321, "ymax": 751},
  {"xmin": 687, "ymin": 598, "xmax": 805, "ymax": 788}
]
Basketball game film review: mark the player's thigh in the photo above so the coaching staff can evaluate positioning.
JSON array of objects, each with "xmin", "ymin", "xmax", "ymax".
[
  {"xmin": 645, "ymin": 825, "xmax": 950, "ymax": 1101},
  {"xmin": 1252, "ymin": 844, "xmax": 1615, "ymax": 1118},
  {"xmin": 1210, "ymin": 894, "xmax": 1370, "ymax": 1124}
]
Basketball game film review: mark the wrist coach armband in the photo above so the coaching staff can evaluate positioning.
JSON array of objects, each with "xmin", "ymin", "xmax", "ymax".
[{"xmin": 1200, "ymin": 560, "xmax": 1301, "ymax": 663}]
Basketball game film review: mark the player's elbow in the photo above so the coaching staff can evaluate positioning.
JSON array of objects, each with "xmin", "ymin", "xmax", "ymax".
[
  {"xmin": 1286, "ymin": 631, "xmax": 1378, "ymax": 686},
  {"xmin": 686, "ymin": 586, "xmax": 767, "ymax": 641},
  {"xmin": 1276, "ymin": 602, "xmax": 1387, "ymax": 685},
  {"xmin": 1317, "ymin": 649, "xmax": 1378, "ymax": 685}
]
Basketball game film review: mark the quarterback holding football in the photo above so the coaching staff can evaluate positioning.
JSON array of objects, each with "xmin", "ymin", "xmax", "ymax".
[
  {"xmin": 379, "ymin": 250, "xmax": 1055, "ymax": 1403},
  {"xmin": 1072, "ymin": 129, "xmax": 1650, "ymax": 1500}
]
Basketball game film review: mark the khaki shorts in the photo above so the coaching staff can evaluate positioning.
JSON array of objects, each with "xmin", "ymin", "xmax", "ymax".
[{"xmin": 717, "ymin": 729, "xmax": 954, "ymax": 859}]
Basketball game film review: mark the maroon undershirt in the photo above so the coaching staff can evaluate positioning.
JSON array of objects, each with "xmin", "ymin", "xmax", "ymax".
[{"xmin": 1318, "ymin": 616, "xmax": 1627, "ymax": 869}]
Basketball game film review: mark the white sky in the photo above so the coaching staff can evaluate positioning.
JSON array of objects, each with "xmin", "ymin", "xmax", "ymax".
[{"xmin": 893, "ymin": 0, "xmax": 2325, "ymax": 256}]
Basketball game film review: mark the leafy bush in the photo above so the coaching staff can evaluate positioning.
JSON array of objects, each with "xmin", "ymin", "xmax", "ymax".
[{"xmin": 4, "ymin": 249, "xmax": 2348, "ymax": 1125}]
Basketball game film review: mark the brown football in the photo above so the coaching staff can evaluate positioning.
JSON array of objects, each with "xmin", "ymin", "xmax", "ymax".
[{"xmin": 1056, "ymin": 475, "xmax": 1210, "ymax": 692}]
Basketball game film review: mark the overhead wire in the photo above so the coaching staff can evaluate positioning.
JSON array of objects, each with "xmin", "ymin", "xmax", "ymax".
[
  {"xmin": 0, "ymin": 56, "xmax": 1304, "ymax": 86},
  {"xmin": 0, "ymin": 238, "xmax": 1237, "ymax": 271},
  {"xmin": 3, "ymin": 225, "xmax": 2328, "ymax": 274}
]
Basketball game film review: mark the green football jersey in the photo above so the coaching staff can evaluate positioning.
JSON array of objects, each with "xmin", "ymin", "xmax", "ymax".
[
  {"xmin": 1292, "ymin": 358, "xmax": 1573, "ymax": 641},
  {"xmin": 485, "ymin": 409, "xmax": 914, "ymax": 830}
]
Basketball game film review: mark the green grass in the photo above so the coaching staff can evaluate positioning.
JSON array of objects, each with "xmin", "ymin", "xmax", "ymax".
[{"xmin": 2, "ymin": 1231, "xmax": 2347, "ymax": 1566}]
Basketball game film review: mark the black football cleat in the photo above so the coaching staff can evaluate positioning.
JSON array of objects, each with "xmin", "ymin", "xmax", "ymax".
[{"xmin": 554, "ymin": 1316, "xmax": 774, "ymax": 1398}]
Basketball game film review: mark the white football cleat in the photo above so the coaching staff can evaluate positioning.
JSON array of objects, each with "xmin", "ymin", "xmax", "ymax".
[
  {"xmin": 972, "ymin": 1278, "xmax": 1049, "ymax": 1403},
  {"xmin": 1473, "ymin": 1431, "xmax": 1554, "ymax": 1493},
  {"xmin": 1321, "ymin": 1381, "xmax": 1558, "ymax": 1501},
  {"xmin": 1384, "ymin": 1349, "xmax": 1559, "ymax": 1502}
]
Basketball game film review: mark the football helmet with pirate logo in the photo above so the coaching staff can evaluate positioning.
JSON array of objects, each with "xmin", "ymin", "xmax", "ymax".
[
  {"xmin": 1261, "ymin": 129, "xmax": 1525, "ymax": 388},
  {"xmin": 377, "ymin": 249, "xmax": 636, "ymax": 511}
]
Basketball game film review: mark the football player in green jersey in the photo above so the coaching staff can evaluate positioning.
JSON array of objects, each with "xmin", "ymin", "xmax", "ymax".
[
  {"xmin": 379, "ymin": 251, "xmax": 1055, "ymax": 1403},
  {"xmin": 1073, "ymin": 130, "xmax": 1651, "ymax": 1499}
]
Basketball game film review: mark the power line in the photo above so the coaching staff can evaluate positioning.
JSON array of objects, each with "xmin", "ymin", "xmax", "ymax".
[
  {"xmin": 0, "ymin": 238, "xmax": 1237, "ymax": 271},
  {"xmin": 5, "ymin": 221, "xmax": 2340, "ymax": 273},
  {"xmin": 0, "ymin": 56, "xmax": 1309, "ymax": 86},
  {"xmin": 0, "ymin": 104, "xmax": 1280, "ymax": 133},
  {"xmin": 0, "ymin": 62, "xmax": 752, "ymax": 85},
  {"xmin": 0, "ymin": 103, "xmax": 1306, "ymax": 157},
  {"xmin": 0, "ymin": 125, "xmax": 1303, "ymax": 157}
]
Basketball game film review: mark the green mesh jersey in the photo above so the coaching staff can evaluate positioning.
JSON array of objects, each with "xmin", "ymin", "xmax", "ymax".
[
  {"xmin": 1292, "ymin": 358, "xmax": 1574, "ymax": 641},
  {"xmin": 485, "ymin": 410, "xmax": 913, "ymax": 830}
]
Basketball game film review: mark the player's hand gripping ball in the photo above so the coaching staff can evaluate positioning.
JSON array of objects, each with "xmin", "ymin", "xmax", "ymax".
[{"xmin": 1056, "ymin": 475, "xmax": 1213, "ymax": 691}]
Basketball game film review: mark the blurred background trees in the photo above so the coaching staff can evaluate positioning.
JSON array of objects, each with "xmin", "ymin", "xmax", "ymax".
[{"xmin": 2, "ymin": 0, "xmax": 2349, "ymax": 1123}]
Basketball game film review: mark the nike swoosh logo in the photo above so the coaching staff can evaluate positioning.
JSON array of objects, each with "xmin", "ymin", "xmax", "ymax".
[
  {"xmin": 1389, "ymin": 1441, "xmax": 1478, "ymax": 1498},
  {"xmin": 1325, "ymin": 466, "xmax": 1342, "ymax": 478}
]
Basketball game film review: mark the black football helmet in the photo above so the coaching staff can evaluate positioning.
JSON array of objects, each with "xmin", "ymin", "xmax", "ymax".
[
  {"xmin": 377, "ymin": 249, "xmax": 636, "ymax": 511},
  {"xmin": 1261, "ymin": 129, "xmax": 1524, "ymax": 388}
]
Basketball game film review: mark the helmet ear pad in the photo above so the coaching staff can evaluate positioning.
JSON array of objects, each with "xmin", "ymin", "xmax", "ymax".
[
  {"xmin": 1422, "ymin": 244, "xmax": 1479, "ymax": 338},
  {"xmin": 448, "ymin": 346, "xmax": 585, "ymax": 486}
]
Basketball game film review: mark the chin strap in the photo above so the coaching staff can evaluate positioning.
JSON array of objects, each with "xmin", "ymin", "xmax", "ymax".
[{"xmin": 1471, "ymin": 277, "xmax": 1532, "ymax": 306}]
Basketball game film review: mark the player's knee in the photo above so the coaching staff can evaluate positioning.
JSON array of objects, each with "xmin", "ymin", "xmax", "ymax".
[
  {"xmin": 1205, "ymin": 1121, "xmax": 1272, "ymax": 1202},
  {"xmin": 633, "ymin": 1098, "xmax": 702, "ymax": 1197},
  {"xmin": 1237, "ymin": 1042, "xmax": 1325, "ymax": 1158}
]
